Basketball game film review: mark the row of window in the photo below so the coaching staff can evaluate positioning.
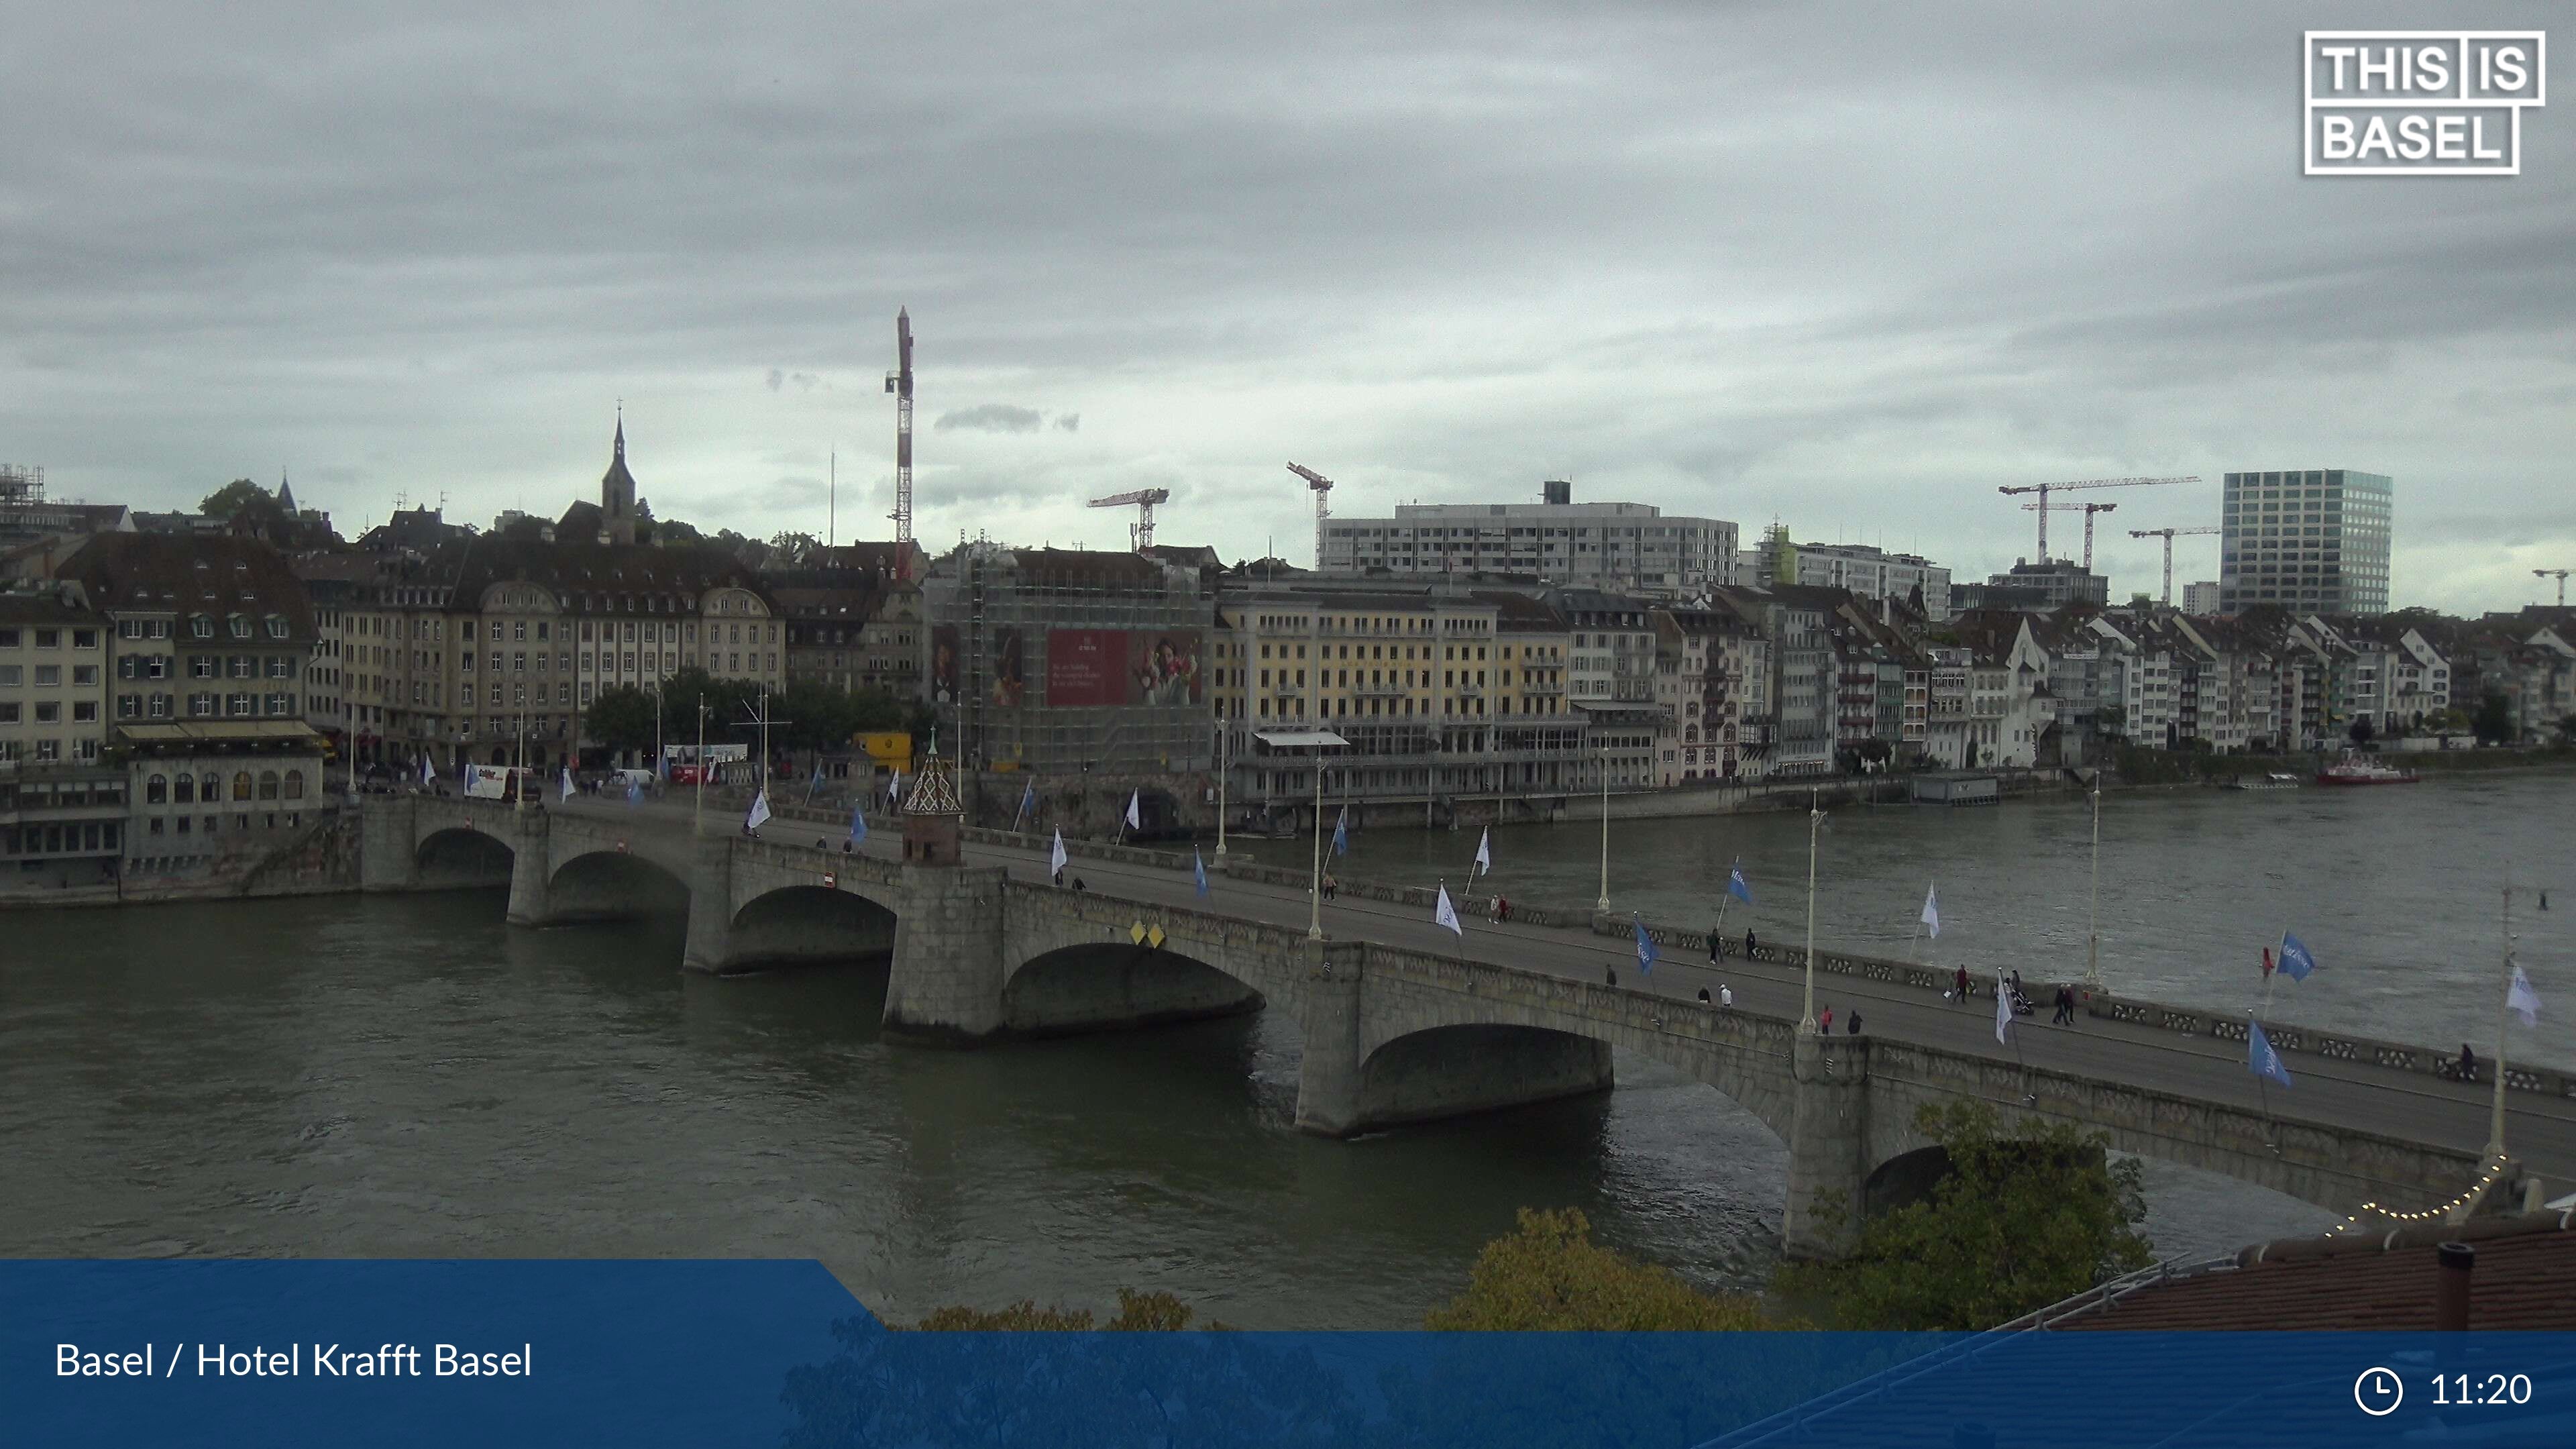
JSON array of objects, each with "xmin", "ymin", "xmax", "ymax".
[
  {"xmin": 142, "ymin": 769, "xmax": 309, "ymax": 804},
  {"xmin": 0, "ymin": 628, "xmax": 102, "ymax": 649},
  {"xmin": 0, "ymin": 700, "xmax": 101, "ymax": 724},
  {"xmin": 0, "ymin": 664, "xmax": 100, "ymax": 688},
  {"xmin": 0, "ymin": 737, "xmax": 101, "ymax": 761}
]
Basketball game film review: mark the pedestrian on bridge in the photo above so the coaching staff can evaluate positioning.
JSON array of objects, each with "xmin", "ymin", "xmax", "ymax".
[
  {"xmin": 1846, "ymin": 1011, "xmax": 1862, "ymax": 1036},
  {"xmin": 1744, "ymin": 928, "xmax": 1758, "ymax": 961},
  {"xmin": 2052, "ymin": 984, "xmax": 2076, "ymax": 1024},
  {"xmin": 1697, "ymin": 987, "xmax": 1711, "ymax": 1004},
  {"xmin": 1720, "ymin": 983, "xmax": 1732, "ymax": 1008},
  {"xmin": 1818, "ymin": 1006, "xmax": 1835, "ymax": 1032},
  {"xmin": 1708, "ymin": 927, "xmax": 1722, "ymax": 963},
  {"xmin": 1605, "ymin": 965, "xmax": 1617, "ymax": 987},
  {"xmin": 1953, "ymin": 965, "xmax": 1970, "ymax": 1004}
]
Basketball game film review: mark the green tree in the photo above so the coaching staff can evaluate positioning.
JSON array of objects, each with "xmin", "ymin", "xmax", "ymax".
[
  {"xmin": 2472, "ymin": 692, "xmax": 2516, "ymax": 745},
  {"xmin": 582, "ymin": 685, "xmax": 659, "ymax": 757},
  {"xmin": 199, "ymin": 478, "xmax": 270, "ymax": 518},
  {"xmin": 913, "ymin": 1289, "xmax": 1203, "ymax": 1332},
  {"xmin": 768, "ymin": 530, "xmax": 822, "ymax": 564},
  {"xmin": 1776, "ymin": 1102, "xmax": 2151, "ymax": 1330},
  {"xmin": 1424, "ymin": 1208, "xmax": 1770, "ymax": 1330}
]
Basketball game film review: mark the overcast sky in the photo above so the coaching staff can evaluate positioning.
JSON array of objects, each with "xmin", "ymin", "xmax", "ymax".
[{"xmin": 4, "ymin": 2, "xmax": 2568, "ymax": 612}]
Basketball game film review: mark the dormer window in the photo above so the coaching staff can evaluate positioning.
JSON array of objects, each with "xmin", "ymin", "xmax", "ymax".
[
  {"xmin": 189, "ymin": 614, "xmax": 214, "ymax": 639},
  {"xmin": 265, "ymin": 616, "xmax": 289, "ymax": 639},
  {"xmin": 227, "ymin": 614, "xmax": 251, "ymax": 639}
]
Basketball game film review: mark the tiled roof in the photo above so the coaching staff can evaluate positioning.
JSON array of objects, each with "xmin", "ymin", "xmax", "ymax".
[
  {"xmin": 0, "ymin": 590, "xmax": 104, "ymax": 625},
  {"xmin": 417, "ymin": 537, "xmax": 777, "ymax": 615},
  {"xmin": 2059, "ymin": 1209, "xmax": 2576, "ymax": 1331},
  {"xmin": 54, "ymin": 533, "xmax": 317, "ymax": 639}
]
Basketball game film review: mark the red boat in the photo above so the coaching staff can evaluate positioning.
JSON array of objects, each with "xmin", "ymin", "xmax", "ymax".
[{"xmin": 2316, "ymin": 751, "xmax": 2420, "ymax": 786}]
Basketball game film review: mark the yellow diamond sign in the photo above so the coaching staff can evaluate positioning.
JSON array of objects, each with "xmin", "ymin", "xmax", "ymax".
[
  {"xmin": 1129, "ymin": 921, "xmax": 1147, "ymax": 945},
  {"xmin": 1147, "ymin": 924, "xmax": 1167, "ymax": 950}
]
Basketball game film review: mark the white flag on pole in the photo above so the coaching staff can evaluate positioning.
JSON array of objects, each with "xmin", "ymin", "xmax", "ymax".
[
  {"xmin": 2510, "ymin": 962, "xmax": 2542, "ymax": 1027},
  {"xmin": 1049, "ymin": 828, "xmax": 1069, "ymax": 878},
  {"xmin": 421, "ymin": 755, "xmax": 434, "ymax": 788},
  {"xmin": 1921, "ymin": 882, "xmax": 1940, "ymax": 940},
  {"xmin": 1473, "ymin": 827, "xmax": 1491, "ymax": 879},
  {"xmin": 1434, "ymin": 883, "xmax": 1463, "ymax": 936},
  {"xmin": 746, "ymin": 790, "xmax": 772, "ymax": 831},
  {"xmin": 559, "ymin": 767, "xmax": 574, "ymax": 802},
  {"xmin": 1994, "ymin": 970, "xmax": 2013, "ymax": 1045},
  {"xmin": 1125, "ymin": 790, "xmax": 1142, "ymax": 830}
]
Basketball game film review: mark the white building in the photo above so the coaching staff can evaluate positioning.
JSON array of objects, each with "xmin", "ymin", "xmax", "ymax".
[
  {"xmin": 1792, "ymin": 543, "xmax": 1952, "ymax": 621},
  {"xmin": 2181, "ymin": 581, "xmax": 2220, "ymax": 616},
  {"xmin": 1318, "ymin": 482, "xmax": 1737, "ymax": 597}
]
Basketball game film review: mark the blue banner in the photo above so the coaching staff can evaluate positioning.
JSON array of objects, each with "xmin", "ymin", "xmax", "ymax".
[{"xmin": 10, "ymin": 1261, "xmax": 2575, "ymax": 1447}]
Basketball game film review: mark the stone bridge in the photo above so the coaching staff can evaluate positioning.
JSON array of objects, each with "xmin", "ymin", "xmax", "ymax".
[{"xmin": 359, "ymin": 795, "xmax": 2505, "ymax": 1258}]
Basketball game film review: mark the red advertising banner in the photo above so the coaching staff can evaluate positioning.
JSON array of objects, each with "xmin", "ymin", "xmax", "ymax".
[{"xmin": 1046, "ymin": 629, "xmax": 1128, "ymax": 707}]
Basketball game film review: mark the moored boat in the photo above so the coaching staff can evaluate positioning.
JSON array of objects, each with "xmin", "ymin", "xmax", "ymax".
[{"xmin": 2315, "ymin": 751, "xmax": 2420, "ymax": 786}]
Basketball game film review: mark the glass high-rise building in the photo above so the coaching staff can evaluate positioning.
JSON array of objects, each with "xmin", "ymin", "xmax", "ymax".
[{"xmin": 2217, "ymin": 469, "xmax": 2390, "ymax": 616}]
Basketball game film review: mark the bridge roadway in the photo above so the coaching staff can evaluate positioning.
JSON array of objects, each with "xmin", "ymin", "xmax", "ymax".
[{"xmin": 403, "ymin": 791, "xmax": 2576, "ymax": 1252}]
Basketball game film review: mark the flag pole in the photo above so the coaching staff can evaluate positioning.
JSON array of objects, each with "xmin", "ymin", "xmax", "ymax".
[
  {"xmin": 2489, "ymin": 865, "xmax": 2516, "ymax": 1161},
  {"xmin": 2000, "ymin": 971, "xmax": 2033, "ymax": 1102},
  {"xmin": 2262, "ymin": 927, "xmax": 2286, "ymax": 1015},
  {"xmin": 1907, "ymin": 877, "xmax": 1931, "ymax": 968}
]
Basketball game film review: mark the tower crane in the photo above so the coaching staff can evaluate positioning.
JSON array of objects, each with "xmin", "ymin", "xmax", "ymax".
[
  {"xmin": 1089, "ymin": 488, "xmax": 1171, "ymax": 552},
  {"xmin": 1287, "ymin": 462, "xmax": 1334, "ymax": 568},
  {"xmin": 1997, "ymin": 476, "xmax": 2198, "ymax": 561},
  {"xmin": 2129, "ymin": 525, "xmax": 2222, "ymax": 604},
  {"xmin": 2019, "ymin": 500, "xmax": 2121, "ymax": 570},
  {"xmin": 2539, "ymin": 569, "xmax": 2571, "ymax": 607}
]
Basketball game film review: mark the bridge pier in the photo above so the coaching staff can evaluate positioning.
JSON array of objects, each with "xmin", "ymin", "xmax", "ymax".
[
  {"xmin": 1293, "ymin": 941, "xmax": 1368, "ymax": 1136},
  {"xmin": 1783, "ymin": 1032, "xmax": 1872, "ymax": 1260},
  {"xmin": 359, "ymin": 794, "xmax": 420, "ymax": 892},
  {"xmin": 681, "ymin": 833, "xmax": 737, "ymax": 972},
  {"xmin": 881, "ymin": 863, "xmax": 1009, "ymax": 1044},
  {"xmin": 503, "ymin": 808, "xmax": 555, "ymax": 926}
]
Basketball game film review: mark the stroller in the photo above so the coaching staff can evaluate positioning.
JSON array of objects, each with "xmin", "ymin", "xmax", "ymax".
[{"xmin": 2006, "ymin": 979, "xmax": 2037, "ymax": 1017}]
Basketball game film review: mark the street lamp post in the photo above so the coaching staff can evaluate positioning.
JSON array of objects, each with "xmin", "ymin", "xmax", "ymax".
[
  {"xmin": 1594, "ymin": 746, "xmax": 1611, "ymax": 914},
  {"xmin": 1214, "ymin": 718, "xmax": 1230, "ymax": 865},
  {"xmin": 513, "ymin": 710, "xmax": 527, "ymax": 813},
  {"xmin": 692, "ymin": 695, "xmax": 707, "ymax": 836},
  {"xmin": 1802, "ymin": 788, "xmax": 1823, "ymax": 1033},
  {"xmin": 1307, "ymin": 745, "xmax": 1326, "ymax": 940},
  {"xmin": 2489, "ymin": 869, "xmax": 2518, "ymax": 1160},
  {"xmin": 2084, "ymin": 779, "xmax": 2104, "ymax": 993}
]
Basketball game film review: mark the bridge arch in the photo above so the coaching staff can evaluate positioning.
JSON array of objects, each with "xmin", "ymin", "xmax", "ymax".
[
  {"xmin": 1354, "ymin": 1024, "xmax": 1621, "ymax": 1131},
  {"xmin": 548, "ymin": 847, "xmax": 692, "ymax": 922},
  {"xmin": 1000, "ymin": 943, "xmax": 1265, "ymax": 1037},
  {"xmin": 414, "ymin": 826, "xmax": 515, "ymax": 888},
  {"xmin": 724, "ymin": 884, "xmax": 900, "ymax": 972}
]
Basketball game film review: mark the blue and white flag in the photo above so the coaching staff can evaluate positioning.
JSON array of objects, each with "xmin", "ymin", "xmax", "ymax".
[
  {"xmin": 2510, "ymin": 962, "xmax": 2542, "ymax": 1028},
  {"xmin": 625, "ymin": 778, "xmax": 642, "ymax": 806},
  {"xmin": 1994, "ymin": 969, "xmax": 2014, "ymax": 1045},
  {"xmin": 1727, "ymin": 861, "xmax": 1754, "ymax": 906},
  {"xmin": 1193, "ymin": 847, "xmax": 1210, "ymax": 898},
  {"xmin": 1049, "ymin": 828, "xmax": 1069, "ymax": 879},
  {"xmin": 1633, "ymin": 916, "xmax": 1658, "ymax": 976},
  {"xmin": 745, "ymin": 790, "xmax": 771, "ymax": 832},
  {"xmin": 849, "ymin": 803, "xmax": 867, "ymax": 844},
  {"xmin": 1473, "ymin": 827, "xmax": 1491, "ymax": 879},
  {"xmin": 1920, "ymin": 882, "xmax": 1940, "ymax": 940},
  {"xmin": 1330, "ymin": 805, "xmax": 1348, "ymax": 857},
  {"xmin": 1016, "ymin": 777, "xmax": 1036, "ymax": 828},
  {"xmin": 2249, "ymin": 1019, "xmax": 2294, "ymax": 1087},
  {"xmin": 1433, "ymin": 883, "xmax": 1463, "ymax": 937},
  {"xmin": 2276, "ymin": 933, "xmax": 2319, "ymax": 982},
  {"xmin": 420, "ymin": 755, "xmax": 433, "ymax": 788},
  {"xmin": 806, "ymin": 763, "xmax": 824, "ymax": 803},
  {"xmin": 559, "ymin": 767, "xmax": 574, "ymax": 802}
]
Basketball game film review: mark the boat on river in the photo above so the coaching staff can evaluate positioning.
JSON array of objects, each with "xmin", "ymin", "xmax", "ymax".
[
  {"xmin": 2226, "ymin": 773, "xmax": 2303, "ymax": 791},
  {"xmin": 2316, "ymin": 752, "xmax": 2420, "ymax": 786}
]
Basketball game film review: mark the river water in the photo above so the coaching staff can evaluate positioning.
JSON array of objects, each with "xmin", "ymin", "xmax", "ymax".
[{"xmin": 2, "ymin": 775, "xmax": 2565, "ymax": 1328}]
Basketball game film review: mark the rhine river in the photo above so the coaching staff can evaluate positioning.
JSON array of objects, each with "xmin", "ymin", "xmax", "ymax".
[{"xmin": 3, "ymin": 773, "xmax": 2567, "ymax": 1328}]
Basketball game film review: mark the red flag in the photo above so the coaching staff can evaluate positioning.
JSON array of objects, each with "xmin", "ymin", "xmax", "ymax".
[{"xmin": 2261, "ymin": 946, "xmax": 2275, "ymax": 977}]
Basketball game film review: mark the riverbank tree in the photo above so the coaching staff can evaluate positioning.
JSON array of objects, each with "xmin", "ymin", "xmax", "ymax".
[
  {"xmin": 1424, "ymin": 1207, "xmax": 1773, "ymax": 1330},
  {"xmin": 1775, "ymin": 1102, "xmax": 2150, "ymax": 1330}
]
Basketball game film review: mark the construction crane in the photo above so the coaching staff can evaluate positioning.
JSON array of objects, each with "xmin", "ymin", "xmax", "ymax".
[
  {"xmin": 883, "ymin": 308, "xmax": 914, "ymax": 578},
  {"xmin": 2539, "ymin": 569, "xmax": 2571, "ymax": 606},
  {"xmin": 2019, "ymin": 500, "xmax": 2120, "ymax": 569},
  {"xmin": 1089, "ymin": 488, "xmax": 1171, "ymax": 552},
  {"xmin": 1997, "ymin": 476, "xmax": 2198, "ymax": 562},
  {"xmin": 1287, "ymin": 462, "xmax": 1334, "ymax": 568},
  {"xmin": 2129, "ymin": 525, "xmax": 2222, "ymax": 604}
]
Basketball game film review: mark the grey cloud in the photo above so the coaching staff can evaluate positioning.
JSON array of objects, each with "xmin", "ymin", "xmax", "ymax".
[
  {"xmin": 0, "ymin": 1, "xmax": 2566, "ymax": 613},
  {"xmin": 935, "ymin": 405, "xmax": 1044, "ymax": 434}
]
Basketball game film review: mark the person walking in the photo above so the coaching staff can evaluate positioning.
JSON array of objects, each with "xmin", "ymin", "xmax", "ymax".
[
  {"xmin": 1719, "ymin": 983, "xmax": 1733, "ymax": 1008},
  {"xmin": 1605, "ymin": 965, "xmax": 1618, "ymax": 987},
  {"xmin": 1846, "ymin": 1011, "xmax": 1862, "ymax": 1036},
  {"xmin": 1322, "ymin": 873, "xmax": 1338, "ymax": 902},
  {"xmin": 1744, "ymin": 928, "xmax": 1759, "ymax": 961},
  {"xmin": 1697, "ymin": 987, "xmax": 1711, "ymax": 1004},
  {"xmin": 1708, "ymin": 926, "xmax": 1723, "ymax": 963},
  {"xmin": 1818, "ymin": 1006, "xmax": 1835, "ymax": 1033},
  {"xmin": 2459, "ymin": 1042, "xmax": 2479, "ymax": 1082},
  {"xmin": 2052, "ymin": 984, "xmax": 2075, "ymax": 1025},
  {"xmin": 1953, "ymin": 965, "xmax": 1970, "ymax": 1004}
]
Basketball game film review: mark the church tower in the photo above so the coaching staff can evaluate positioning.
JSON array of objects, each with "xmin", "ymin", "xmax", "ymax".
[{"xmin": 600, "ymin": 411, "xmax": 639, "ymax": 545}]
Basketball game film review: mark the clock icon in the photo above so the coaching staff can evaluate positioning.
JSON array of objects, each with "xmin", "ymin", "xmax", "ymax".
[{"xmin": 2355, "ymin": 1366, "xmax": 2405, "ymax": 1417}]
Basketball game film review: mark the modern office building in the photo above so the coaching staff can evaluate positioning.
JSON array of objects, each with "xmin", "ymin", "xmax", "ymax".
[
  {"xmin": 2181, "ymin": 581, "xmax": 2220, "ymax": 616},
  {"xmin": 1316, "ymin": 481, "xmax": 1737, "ymax": 596},
  {"xmin": 1955, "ymin": 559, "xmax": 2108, "ymax": 612},
  {"xmin": 1790, "ymin": 541, "xmax": 1952, "ymax": 621},
  {"xmin": 2218, "ymin": 470, "xmax": 2392, "ymax": 616}
]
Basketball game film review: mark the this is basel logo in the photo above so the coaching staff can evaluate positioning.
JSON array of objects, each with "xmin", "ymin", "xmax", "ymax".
[{"xmin": 2306, "ymin": 31, "xmax": 2546, "ymax": 175}]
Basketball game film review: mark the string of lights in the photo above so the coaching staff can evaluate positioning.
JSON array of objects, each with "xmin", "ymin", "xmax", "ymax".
[{"xmin": 2327, "ymin": 1153, "xmax": 2510, "ymax": 1234}]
